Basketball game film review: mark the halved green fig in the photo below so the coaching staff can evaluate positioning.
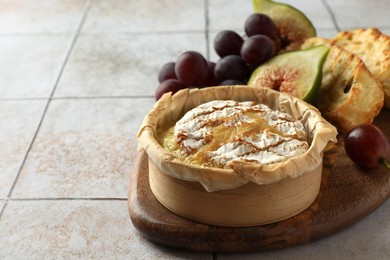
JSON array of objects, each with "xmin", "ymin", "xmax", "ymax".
[
  {"xmin": 248, "ymin": 45, "xmax": 329, "ymax": 104},
  {"xmin": 252, "ymin": 0, "xmax": 316, "ymax": 52}
]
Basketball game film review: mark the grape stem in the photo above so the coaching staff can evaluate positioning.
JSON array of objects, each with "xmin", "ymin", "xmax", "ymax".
[{"xmin": 378, "ymin": 157, "xmax": 390, "ymax": 169}]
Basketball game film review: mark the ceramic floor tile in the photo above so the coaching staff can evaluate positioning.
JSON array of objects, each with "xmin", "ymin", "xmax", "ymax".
[
  {"xmin": 327, "ymin": 0, "xmax": 390, "ymax": 29},
  {"xmin": 0, "ymin": 0, "xmax": 87, "ymax": 34},
  {"xmin": 0, "ymin": 35, "xmax": 72, "ymax": 98},
  {"xmin": 0, "ymin": 200, "xmax": 211, "ymax": 259},
  {"xmin": 316, "ymin": 28, "xmax": 339, "ymax": 38},
  {"xmin": 0, "ymin": 100, "xmax": 47, "ymax": 198},
  {"xmin": 12, "ymin": 98, "xmax": 155, "ymax": 198},
  {"xmin": 381, "ymin": 28, "xmax": 390, "ymax": 36},
  {"xmin": 55, "ymin": 33, "xmax": 206, "ymax": 97},
  {"xmin": 83, "ymin": 0, "xmax": 205, "ymax": 33},
  {"xmin": 218, "ymin": 200, "xmax": 390, "ymax": 259},
  {"xmin": 208, "ymin": 0, "xmax": 254, "ymax": 32}
]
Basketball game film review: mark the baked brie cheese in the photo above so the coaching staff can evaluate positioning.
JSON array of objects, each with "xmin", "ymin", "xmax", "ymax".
[{"xmin": 160, "ymin": 100, "xmax": 309, "ymax": 168}]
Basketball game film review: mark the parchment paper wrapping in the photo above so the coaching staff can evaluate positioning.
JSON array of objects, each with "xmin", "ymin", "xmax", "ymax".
[{"xmin": 137, "ymin": 86, "xmax": 338, "ymax": 192}]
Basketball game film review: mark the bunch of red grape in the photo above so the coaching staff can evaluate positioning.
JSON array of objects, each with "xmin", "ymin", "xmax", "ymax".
[{"xmin": 155, "ymin": 13, "xmax": 280, "ymax": 100}]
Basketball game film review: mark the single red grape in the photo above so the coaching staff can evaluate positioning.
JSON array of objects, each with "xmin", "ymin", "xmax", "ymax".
[
  {"xmin": 214, "ymin": 55, "xmax": 250, "ymax": 83},
  {"xmin": 241, "ymin": 35, "xmax": 276, "ymax": 67},
  {"xmin": 155, "ymin": 79, "xmax": 187, "ymax": 101},
  {"xmin": 214, "ymin": 30, "xmax": 244, "ymax": 58},
  {"xmin": 344, "ymin": 124, "xmax": 390, "ymax": 169},
  {"xmin": 244, "ymin": 13, "xmax": 279, "ymax": 41},
  {"xmin": 175, "ymin": 51, "xmax": 208, "ymax": 86},
  {"xmin": 158, "ymin": 62, "xmax": 177, "ymax": 83},
  {"xmin": 199, "ymin": 61, "xmax": 218, "ymax": 87}
]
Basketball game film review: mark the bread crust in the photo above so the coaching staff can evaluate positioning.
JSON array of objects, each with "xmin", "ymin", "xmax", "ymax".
[
  {"xmin": 303, "ymin": 28, "xmax": 390, "ymax": 108},
  {"xmin": 302, "ymin": 37, "xmax": 385, "ymax": 132},
  {"xmin": 321, "ymin": 46, "xmax": 384, "ymax": 132}
]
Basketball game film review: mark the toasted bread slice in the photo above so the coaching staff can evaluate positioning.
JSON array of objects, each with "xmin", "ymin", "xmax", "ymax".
[
  {"xmin": 306, "ymin": 45, "xmax": 384, "ymax": 132},
  {"xmin": 303, "ymin": 28, "xmax": 390, "ymax": 108}
]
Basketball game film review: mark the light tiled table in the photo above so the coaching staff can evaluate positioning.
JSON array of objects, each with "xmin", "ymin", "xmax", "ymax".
[{"xmin": 0, "ymin": 0, "xmax": 389, "ymax": 259}]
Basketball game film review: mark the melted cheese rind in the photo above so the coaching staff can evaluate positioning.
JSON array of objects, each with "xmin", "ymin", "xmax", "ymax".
[{"xmin": 164, "ymin": 100, "xmax": 309, "ymax": 168}]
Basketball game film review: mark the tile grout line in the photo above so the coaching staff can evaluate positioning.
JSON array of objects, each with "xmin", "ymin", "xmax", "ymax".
[
  {"xmin": 0, "ymin": 95, "xmax": 154, "ymax": 101},
  {"xmin": 0, "ymin": 0, "xmax": 95, "ymax": 220},
  {"xmin": 204, "ymin": 0, "xmax": 210, "ymax": 60},
  {"xmin": 52, "ymin": 95, "xmax": 155, "ymax": 100},
  {"xmin": 321, "ymin": 0, "xmax": 341, "ymax": 32},
  {"xmin": 0, "ymin": 30, "xmax": 207, "ymax": 37}
]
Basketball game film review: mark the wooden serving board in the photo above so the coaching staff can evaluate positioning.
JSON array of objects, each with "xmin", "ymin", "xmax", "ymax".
[{"xmin": 128, "ymin": 109, "xmax": 390, "ymax": 253}]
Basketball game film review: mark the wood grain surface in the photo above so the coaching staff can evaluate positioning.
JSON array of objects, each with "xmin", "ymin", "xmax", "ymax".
[{"xmin": 128, "ymin": 109, "xmax": 390, "ymax": 253}]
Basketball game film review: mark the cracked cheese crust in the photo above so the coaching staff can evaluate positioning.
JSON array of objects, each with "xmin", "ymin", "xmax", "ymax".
[{"xmin": 160, "ymin": 100, "xmax": 309, "ymax": 168}]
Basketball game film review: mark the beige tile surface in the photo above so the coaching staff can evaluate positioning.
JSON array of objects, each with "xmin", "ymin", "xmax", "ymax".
[
  {"xmin": 0, "ymin": 100, "xmax": 46, "ymax": 198},
  {"xmin": 315, "ymin": 28, "xmax": 339, "ymax": 38},
  {"xmin": 382, "ymin": 28, "xmax": 390, "ymax": 36},
  {"xmin": 327, "ymin": 0, "xmax": 390, "ymax": 29},
  {"xmin": 0, "ymin": 200, "xmax": 211, "ymax": 259},
  {"xmin": 12, "ymin": 98, "xmax": 155, "ymax": 198},
  {"xmin": 0, "ymin": 0, "xmax": 87, "ymax": 34},
  {"xmin": 208, "ymin": 0, "xmax": 253, "ymax": 32},
  {"xmin": 55, "ymin": 33, "xmax": 207, "ymax": 97},
  {"xmin": 0, "ymin": 35, "xmax": 71, "ymax": 98},
  {"xmin": 82, "ymin": 0, "xmax": 205, "ymax": 33}
]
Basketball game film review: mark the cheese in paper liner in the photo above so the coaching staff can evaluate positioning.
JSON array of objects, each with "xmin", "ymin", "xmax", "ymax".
[{"xmin": 137, "ymin": 86, "xmax": 337, "ymax": 192}]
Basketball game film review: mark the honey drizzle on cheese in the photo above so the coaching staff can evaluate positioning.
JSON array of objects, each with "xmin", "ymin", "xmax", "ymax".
[{"xmin": 160, "ymin": 100, "xmax": 308, "ymax": 168}]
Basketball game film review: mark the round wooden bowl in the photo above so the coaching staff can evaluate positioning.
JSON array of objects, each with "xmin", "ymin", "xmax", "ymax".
[
  {"xmin": 137, "ymin": 86, "xmax": 337, "ymax": 227},
  {"xmin": 148, "ymin": 157, "xmax": 323, "ymax": 227}
]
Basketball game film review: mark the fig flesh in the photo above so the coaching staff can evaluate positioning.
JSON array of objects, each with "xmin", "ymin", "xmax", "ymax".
[{"xmin": 248, "ymin": 45, "xmax": 329, "ymax": 104}]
